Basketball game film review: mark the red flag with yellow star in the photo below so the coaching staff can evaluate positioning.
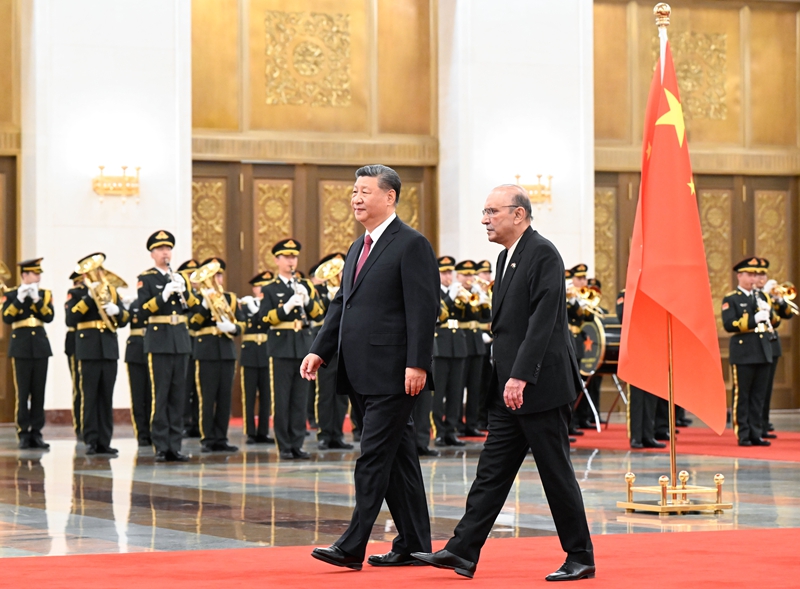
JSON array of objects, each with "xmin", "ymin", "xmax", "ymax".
[{"xmin": 618, "ymin": 42, "xmax": 726, "ymax": 434}]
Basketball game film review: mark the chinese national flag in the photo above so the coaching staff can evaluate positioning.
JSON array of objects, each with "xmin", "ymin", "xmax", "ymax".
[{"xmin": 618, "ymin": 42, "xmax": 726, "ymax": 434}]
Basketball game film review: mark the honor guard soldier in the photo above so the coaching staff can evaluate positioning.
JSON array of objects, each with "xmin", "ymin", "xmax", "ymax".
[
  {"xmin": 432, "ymin": 255, "xmax": 467, "ymax": 448},
  {"xmin": 755, "ymin": 258, "xmax": 793, "ymax": 438},
  {"xmin": 238, "ymin": 270, "xmax": 275, "ymax": 444},
  {"xmin": 177, "ymin": 259, "xmax": 201, "ymax": 437},
  {"xmin": 137, "ymin": 230, "xmax": 198, "ymax": 462},
  {"xmin": 475, "ymin": 260, "xmax": 494, "ymax": 431},
  {"xmin": 565, "ymin": 264, "xmax": 592, "ymax": 436},
  {"xmin": 722, "ymin": 257, "xmax": 774, "ymax": 447},
  {"xmin": 67, "ymin": 253, "xmax": 130, "ymax": 455},
  {"xmin": 454, "ymin": 260, "xmax": 490, "ymax": 437},
  {"xmin": 189, "ymin": 257, "xmax": 241, "ymax": 453},
  {"xmin": 311, "ymin": 253, "xmax": 353, "ymax": 451},
  {"xmin": 2, "ymin": 258, "xmax": 54, "ymax": 450},
  {"xmin": 259, "ymin": 239, "xmax": 324, "ymax": 460},
  {"xmin": 65, "ymin": 271, "xmax": 84, "ymax": 441},
  {"xmin": 124, "ymin": 283, "xmax": 151, "ymax": 447}
]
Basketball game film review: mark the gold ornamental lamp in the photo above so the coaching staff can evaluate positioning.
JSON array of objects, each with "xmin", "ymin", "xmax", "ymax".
[
  {"xmin": 92, "ymin": 166, "xmax": 141, "ymax": 204},
  {"xmin": 514, "ymin": 174, "xmax": 552, "ymax": 211}
]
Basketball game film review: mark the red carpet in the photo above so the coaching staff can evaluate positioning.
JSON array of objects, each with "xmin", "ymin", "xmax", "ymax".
[
  {"xmin": 4, "ymin": 529, "xmax": 800, "ymax": 588},
  {"xmin": 572, "ymin": 423, "xmax": 800, "ymax": 462}
]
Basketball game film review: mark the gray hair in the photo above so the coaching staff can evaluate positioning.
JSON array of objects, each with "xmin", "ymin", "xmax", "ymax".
[
  {"xmin": 356, "ymin": 164, "xmax": 402, "ymax": 203},
  {"xmin": 497, "ymin": 184, "xmax": 532, "ymax": 221}
]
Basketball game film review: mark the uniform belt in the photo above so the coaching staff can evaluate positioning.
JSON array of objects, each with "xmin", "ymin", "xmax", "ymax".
[
  {"xmin": 478, "ymin": 322, "xmax": 491, "ymax": 330},
  {"xmin": 446, "ymin": 319, "xmax": 460, "ymax": 330},
  {"xmin": 195, "ymin": 326, "xmax": 229, "ymax": 337},
  {"xmin": 12, "ymin": 318, "xmax": 44, "ymax": 330},
  {"xmin": 458, "ymin": 321, "xmax": 479, "ymax": 330},
  {"xmin": 66, "ymin": 327, "xmax": 76, "ymax": 333},
  {"xmin": 242, "ymin": 333, "xmax": 267, "ymax": 343},
  {"xmin": 129, "ymin": 328, "xmax": 145, "ymax": 337},
  {"xmin": 270, "ymin": 320, "xmax": 305, "ymax": 332},
  {"xmin": 147, "ymin": 314, "xmax": 188, "ymax": 325},
  {"xmin": 77, "ymin": 320, "xmax": 107, "ymax": 331},
  {"xmin": 311, "ymin": 320, "xmax": 324, "ymax": 328},
  {"xmin": 569, "ymin": 325, "xmax": 582, "ymax": 335}
]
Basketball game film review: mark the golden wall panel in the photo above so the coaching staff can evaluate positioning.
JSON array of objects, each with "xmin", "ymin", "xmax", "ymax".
[
  {"xmin": 0, "ymin": 0, "xmax": 15, "ymax": 125},
  {"xmin": 192, "ymin": 179, "xmax": 227, "ymax": 262},
  {"xmin": 397, "ymin": 182, "xmax": 421, "ymax": 231},
  {"xmin": 255, "ymin": 179, "xmax": 293, "ymax": 272},
  {"xmin": 755, "ymin": 190, "xmax": 789, "ymax": 282},
  {"xmin": 319, "ymin": 181, "xmax": 356, "ymax": 257},
  {"xmin": 377, "ymin": 0, "xmax": 431, "ymax": 135},
  {"xmin": 593, "ymin": 2, "xmax": 629, "ymax": 142},
  {"xmin": 750, "ymin": 9, "xmax": 797, "ymax": 147},
  {"xmin": 594, "ymin": 187, "xmax": 617, "ymax": 305},
  {"xmin": 192, "ymin": 0, "xmax": 240, "ymax": 130},
  {"xmin": 698, "ymin": 189, "xmax": 732, "ymax": 331},
  {"xmin": 249, "ymin": 0, "xmax": 368, "ymax": 133}
]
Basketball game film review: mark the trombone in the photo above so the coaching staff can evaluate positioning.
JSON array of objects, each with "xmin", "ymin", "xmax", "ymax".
[
  {"xmin": 566, "ymin": 283, "xmax": 605, "ymax": 317},
  {"xmin": 75, "ymin": 253, "xmax": 126, "ymax": 332},
  {"xmin": 0, "ymin": 261, "xmax": 12, "ymax": 294},
  {"xmin": 189, "ymin": 259, "xmax": 237, "ymax": 325}
]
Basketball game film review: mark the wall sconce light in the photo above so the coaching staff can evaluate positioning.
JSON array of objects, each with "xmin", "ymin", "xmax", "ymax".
[
  {"xmin": 92, "ymin": 166, "xmax": 140, "ymax": 203},
  {"xmin": 515, "ymin": 174, "xmax": 553, "ymax": 211}
]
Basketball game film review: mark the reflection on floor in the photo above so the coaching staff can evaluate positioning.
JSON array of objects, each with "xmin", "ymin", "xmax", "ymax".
[{"xmin": 1, "ymin": 412, "xmax": 799, "ymax": 558}]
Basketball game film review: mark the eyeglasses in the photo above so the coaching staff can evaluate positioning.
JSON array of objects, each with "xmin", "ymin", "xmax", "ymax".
[{"xmin": 481, "ymin": 205, "xmax": 519, "ymax": 218}]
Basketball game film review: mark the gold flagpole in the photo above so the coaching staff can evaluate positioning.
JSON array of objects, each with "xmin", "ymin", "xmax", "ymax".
[{"xmin": 667, "ymin": 314, "xmax": 677, "ymax": 487}]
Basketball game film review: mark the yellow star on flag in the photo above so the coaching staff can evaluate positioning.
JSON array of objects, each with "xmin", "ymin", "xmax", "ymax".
[
  {"xmin": 688, "ymin": 179, "xmax": 695, "ymax": 195},
  {"xmin": 655, "ymin": 88, "xmax": 685, "ymax": 147}
]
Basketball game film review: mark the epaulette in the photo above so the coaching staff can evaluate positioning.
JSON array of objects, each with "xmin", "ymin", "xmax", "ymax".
[
  {"xmin": 724, "ymin": 290, "xmax": 738, "ymax": 297},
  {"xmin": 139, "ymin": 269, "xmax": 158, "ymax": 276}
]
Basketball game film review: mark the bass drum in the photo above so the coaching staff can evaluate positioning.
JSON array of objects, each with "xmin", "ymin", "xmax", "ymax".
[{"xmin": 578, "ymin": 315, "xmax": 621, "ymax": 377}]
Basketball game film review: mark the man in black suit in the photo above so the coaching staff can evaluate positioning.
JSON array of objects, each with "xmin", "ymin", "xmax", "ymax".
[
  {"xmin": 302, "ymin": 164, "xmax": 439, "ymax": 571},
  {"xmin": 412, "ymin": 185, "xmax": 595, "ymax": 582}
]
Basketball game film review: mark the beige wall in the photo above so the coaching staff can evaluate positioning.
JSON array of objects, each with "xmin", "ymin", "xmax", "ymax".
[{"xmin": 0, "ymin": 0, "xmax": 19, "ymax": 155}]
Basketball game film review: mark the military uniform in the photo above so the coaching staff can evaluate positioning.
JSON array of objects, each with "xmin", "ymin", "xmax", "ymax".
[
  {"xmin": 137, "ymin": 230, "xmax": 199, "ymax": 461},
  {"xmin": 566, "ymin": 265, "xmax": 592, "ymax": 436},
  {"xmin": 475, "ymin": 260, "xmax": 494, "ymax": 431},
  {"xmin": 65, "ymin": 272, "xmax": 83, "ymax": 440},
  {"xmin": 722, "ymin": 257, "xmax": 774, "ymax": 446},
  {"xmin": 1, "ymin": 258, "xmax": 54, "ymax": 449},
  {"xmin": 176, "ymin": 259, "xmax": 200, "ymax": 437},
  {"xmin": 240, "ymin": 271, "xmax": 274, "ymax": 444},
  {"xmin": 124, "ymin": 296, "xmax": 151, "ymax": 446},
  {"xmin": 66, "ymin": 253, "xmax": 130, "ymax": 454}
]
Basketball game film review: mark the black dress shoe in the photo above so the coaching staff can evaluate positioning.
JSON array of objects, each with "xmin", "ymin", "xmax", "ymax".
[
  {"xmin": 168, "ymin": 451, "xmax": 190, "ymax": 462},
  {"xmin": 255, "ymin": 435, "xmax": 275, "ymax": 444},
  {"xmin": 629, "ymin": 439, "xmax": 644, "ymax": 449},
  {"xmin": 462, "ymin": 427, "xmax": 485, "ymax": 437},
  {"xmin": 642, "ymin": 438, "xmax": 666, "ymax": 449},
  {"xmin": 411, "ymin": 549, "xmax": 476, "ymax": 579},
  {"xmin": 96, "ymin": 446, "xmax": 119, "ymax": 456},
  {"xmin": 676, "ymin": 418, "xmax": 693, "ymax": 427},
  {"xmin": 311, "ymin": 545, "xmax": 362, "ymax": 570},
  {"xmin": 545, "ymin": 561, "xmax": 596, "ymax": 581},
  {"xmin": 138, "ymin": 437, "xmax": 152, "ymax": 447},
  {"xmin": 569, "ymin": 437, "xmax": 576, "ymax": 443},
  {"xmin": 654, "ymin": 432, "xmax": 670, "ymax": 441},
  {"xmin": 246, "ymin": 435, "xmax": 258, "ymax": 445},
  {"xmin": 280, "ymin": 450, "xmax": 294, "ymax": 459},
  {"xmin": 750, "ymin": 438, "xmax": 771, "ymax": 446},
  {"xmin": 30, "ymin": 437, "xmax": 51, "ymax": 450},
  {"xmin": 186, "ymin": 428, "xmax": 201, "ymax": 438},
  {"xmin": 768, "ymin": 423, "xmax": 775, "ymax": 432},
  {"xmin": 318, "ymin": 439, "xmax": 330, "ymax": 450},
  {"xmin": 368, "ymin": 551, "xmax": 423, "ymax": 567},
  {"xmin": 445, "ymin": 435, "xmax": 465, "ymax": 447},
  {"xmin": 417, "ymin": 446, "xmax": 440, "ymax": 457},
  {"xmin": 201, "ymin": 444, "xmax": 215, "ymax": 453},
  {"xmin": 328, "ymin": 439, "xmax": 354, "ymax": 450},
  {"xmin": 434, "ymin": 436, "xmax": 447, "ymax": 447},
  {"xmin": 568, "ymin": 428, "xmax": 584, "ymax": 436},
  {"xmin": 292, "ymin": 448, "xmax": 311, "ymax": 459},
  {"xmin": 762, "ymin": 432, "xmax": 777, "ymax": 439},
  {"xmin": 738, "ymin": 439, "xmax": 752, "ymax": 447},
  {"xmin": 215, "ymin": 442, "xmax": 238, "ymax": 452},
  {"xmin": 155, "ymin": 451, "xmax": 168, "ymax": 462},
  {"xmin": 85, "ymin": 445, "xmax": 98, "ymax": 455}
]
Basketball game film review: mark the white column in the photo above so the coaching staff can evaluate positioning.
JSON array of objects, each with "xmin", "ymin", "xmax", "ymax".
[
  {"xmin": 438, "ymin": 0, "xmax": 594, "ymax": 270},
  {"xmin": 20, "ymin": 0, "xmax": 192, "ymax": 411}
]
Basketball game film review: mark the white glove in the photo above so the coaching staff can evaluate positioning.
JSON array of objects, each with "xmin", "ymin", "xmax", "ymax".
[
  {"xmin": 764, "ymin": 279, "xmax": 778, "ymax": 294},
  {"xmin": 293, "ymin": 283, "xmax": 310, "ymax": 306},
  {"xmin": 17, "ymin": 284, "xmax": 30, "ymax": 301},
  {"xmin": 447, "ymin": 282, "xmax": 461, "ymax": 300},
  {"xmin": 122, "ymin": 295, "xmax": 137, "ymax": 310},
  {"xmin": 283, "ymin": 294, "xmax": 304, "ymax": 312},
  {"xmin": 162, "ymin": 281, "xmax": 178, "ymax": 302},
  {"xmin": 103, "ymin": 302, "xmax": 120, "ymax": 317},
  {"xmin": 240, "ymin": 295, "xmax": 255, "ymax": 306},
  {"xmin": 577, "ymin": 297, "xmax": 589, "ymax": 308},
  {"xmin": 478, "ymin": 290, "xmax": 490, "ymax": 305},
  {"xmin": 29, "ymin": 287, "xmax": 41, "ymax": 303},
  {"xmin": 481, "ymin": 332, "xmax": 493, "ymax": 344},
  {"xmin": 568, "ymin": 296, "xmax": 579, "ymax": 305},
  {"xmin": 247, "ymin": 299, "xmax": 260, "ymax": 314},
  {"xmin": 171, "ymin": 274, "xmax": 186, "ymax": 290},
  {"xmin": 755, "ymin": 310, "xmax": 770, "ymax": 323},
  {"xmin": 216, "ymin": 319, "xmax": 237, "ymax": 334}
]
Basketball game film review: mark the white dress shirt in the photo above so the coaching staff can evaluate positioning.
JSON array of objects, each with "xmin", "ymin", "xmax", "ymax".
[{"xmin": 358, "ymin": 212, "xmax": 397, "ymax": 260}]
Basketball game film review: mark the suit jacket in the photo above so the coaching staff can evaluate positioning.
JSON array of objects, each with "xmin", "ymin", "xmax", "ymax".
[
  {"xmin": 66, "ymin": 284, "xmax": 130, "ymax": 361},
  {"xmin": 490, "ymin": 226, "xmax": 582, "ymax": 414},
  {"xmin": 310, "ymin": 216, "xmax": 440, "ymax": 396},
  {"xmin": 722, "ymin": 288, "xmax": 772, "ymax": 365},
  {"xmin": 2, "ymin": 287, "xmax": 54, "ymax": 358}
]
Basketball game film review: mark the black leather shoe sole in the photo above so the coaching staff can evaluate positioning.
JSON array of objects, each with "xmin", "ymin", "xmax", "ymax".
[
  {"xmin": 311, "ymin": 548, "xmax": 362, "ymax": 570},
  {"xmin": 411, "ymin": 552, "xmax": 476, "ymax": 579}
]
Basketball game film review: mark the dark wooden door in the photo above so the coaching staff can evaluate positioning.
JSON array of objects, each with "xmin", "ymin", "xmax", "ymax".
[{"xmin": 0, "ymin": 156, "xmax": 18, "ymax": 422}]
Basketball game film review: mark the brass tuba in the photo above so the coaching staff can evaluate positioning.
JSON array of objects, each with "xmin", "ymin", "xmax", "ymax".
[
  {"xmin": 314, "ymin": 256, "xmax": 345, "ymax": 298},
  {"xmin": 75, "ymin": 253, "xmax": 122, "ymax": 332},
  {"xmin": 189, "ymin": 259, "xmax": 237, "ymax": 324},
  {"xmin": 0, "ymin": 261, "xmax": 12, "ymax": 294}
]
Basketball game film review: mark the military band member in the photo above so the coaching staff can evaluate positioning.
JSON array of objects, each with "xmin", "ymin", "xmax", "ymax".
[
  {"xmin": 311, "ymin": 253, "xmax": 353, "ymax": 451},
  {"xmin": 67, "ymin": 253, "xmax": 130, "ymax": 455},
  {"xmin": 190, "ymin": 257, "xmax": 240, "ymax": 453},
  {"xmin": 239, "ymin": 270, "xmax": 275, "ymax": 444},
  {"xmin": 306, "ymin": 262, "xmax": 325, "ymax": 431},
  {"xmin": 259, "ymin": 239, "xmax": 324, "ymax": 459},
  {"xmin": 566, "ymin": 264, "xmax": 592, "ymax": 436},
  {"xmin": 177, "ymin": 259, "xmax": 201, "ymax": 437},
  {"xmin": 722, "ymin": 257, "xmax": 774, "ymax": 447},
  {"xmin": 124, "ymin": 289, "xmax": 151, "ymax": 447},
  {"xmin": 475, "ymin": 259, "xmax": 493, "ymax": 431},
  {"xmin": 455, "ymin": 260, "xmax": 490, "ymax": 437},
  {"xmin": 137, "ymin": 230, "xmax": 198, "ymax": 462},
  {"xmin": 65, "ymin": 271, "xmax": 84, "ymax": 441},
  {"xmin": 432, "ymin": 256, "xmax": 467, "ymax": 447},
  {"xmin": 577, "ymin": 277, "xmax": 605, "ymax": 429},
  {"xmin": 2, "ymin": 258, "xmax": 54, "ymax": 450},
  {"xmin": 756, "ymin": 258, "xmax": 793, "ymax": 438}
]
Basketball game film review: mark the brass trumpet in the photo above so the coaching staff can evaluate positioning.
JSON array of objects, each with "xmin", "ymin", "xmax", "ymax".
[
  {"xmin": 566, "ymin": 284, "xmax": 605, "ymax": 316},
  {"xmin": 189, "ymin": 260, "xmax": 237, "ymax": 324},
  {"xmin": 0, "ymin": 261, "xmax": 12, "ymax": 294},
  {"xmin": 474, "ymin": 276, "xmax": 494, "ymax": 293},
  {"xmin": 770, "ymin": 281, "xmax": 800, "ymax": 315},
  {"xmin": 75, "ymin": 253, "xmax": 121, "ymax": 332},
  {"xmin": 314, "ymin": 256, "xmax": 345, "ymax": 298}
]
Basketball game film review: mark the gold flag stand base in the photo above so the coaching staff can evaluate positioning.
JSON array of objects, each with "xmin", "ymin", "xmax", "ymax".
[{"xmin": 617, "ymin": 471, "xmax": 732, "ymax": 515}]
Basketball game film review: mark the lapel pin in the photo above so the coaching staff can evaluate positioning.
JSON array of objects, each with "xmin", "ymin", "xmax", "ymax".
[{"xmin": 510, "ymin": 263, "xmax": 516, "ymax": 268}]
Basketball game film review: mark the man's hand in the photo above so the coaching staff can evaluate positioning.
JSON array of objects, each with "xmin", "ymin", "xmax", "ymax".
[
  {"xmin": 300, "ymin": 353, "xmax": 324, "ymax": 381},
  {"xmin": 103, "ymin": 302, "xmax": 120, "ymax": 317},
  {"xmin": 17, "ymin": 284, "xmax": 30, "ymax": 302},
  {"xmin": 283, "ymin": 294, "xmax": 304, "ymax": 312},
  {"xmin": 503, "ymin": 377, "xmax": 527, "ymax": 410},
  {"xmin": 216, "ymin": 318, "xmax": 237, "ymax": 334},
  {"xmin": 755, "ymin": 310, "xmax": 770, "ymax": 324},
  {"xmin": 405, "ymin": 367, "xmax": 426, "ymax": 396}
]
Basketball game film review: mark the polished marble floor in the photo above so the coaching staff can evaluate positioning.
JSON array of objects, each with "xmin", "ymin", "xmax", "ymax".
[{"xmin": 1, "ymin": 412, "xmax": 799, "ymax": 558}]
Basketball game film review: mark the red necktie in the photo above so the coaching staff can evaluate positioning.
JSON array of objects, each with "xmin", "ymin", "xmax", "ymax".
[{"xmin": 354, "ymin": 234, "xmax": 373, "ymax": 282}]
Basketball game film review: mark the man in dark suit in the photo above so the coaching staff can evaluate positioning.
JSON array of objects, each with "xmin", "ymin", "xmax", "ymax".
[
  {"xmin": 302, "ymin": 164, "xmax": 439, "ymax": 571},
  {"xmin": 412, "ymin": 185, "xmax": 595, "ymax": 582}
]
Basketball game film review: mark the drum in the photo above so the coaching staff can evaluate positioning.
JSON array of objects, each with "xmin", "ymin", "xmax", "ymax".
[{"xmin": 579, "ymin": 315, "xmax": 621, "ymax": 376}]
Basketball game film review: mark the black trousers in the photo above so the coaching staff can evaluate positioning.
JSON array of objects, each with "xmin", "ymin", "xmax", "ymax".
[
  {"xmin": 732, "ymin": 363, "xmax": 770, "ymax": 443},
  {"xmin": 183, "ymin": 359, "xmax": 199, "ymax": 433},
  {"xmin": 68, "ymin": 355, "xmax": 82, "ymax": 437},
  {"xmin": 196, "ymin": 359, "xmax": 235, "ymax": 447},
  {"xmin": 306, "ymin": 378, "xmax": 317, "ymax": 426},
  {"xmin": 79, "ymin": 359, "xmax": 117, "ymax": 449},
  {"xmin": 12, "ymin": 357, "xmax": 48, "ymax": 440},
  {"xmin": 462, "ymin": 354, "xmax": 484, "ymax": 430},
  {"xmin": 577, "ymin": 375, "xmax": 602, "ymax": 424},
  {"xmin": 271, "ymin": 357, "xmax": 307, "ymax": 452},
  {"xmin": 316, "ymin": 353, "xmax": 348, "ymax": 442},
  {"xmin": 412, "ymin": 389, "xmax": 433, "ymax": 449},
  {"xmin": 627, "ymin": 385, "xmax": 657, "ymax": 442},
  {"xmin": 432, "ymin": 357, "xmax": 465, "ymax": 437},
  {"xmin": 148, "ymin": 353, "xmax": 188, "ymax": 454},
  {"xmin": 762, "ymin": 356, "xmax": 779, "ymax": 431},
  {"xmin": 445, "ymin": 394, "xmax": 593, "ymax": 566},
  {"xmin": 477, "ymin": 348, "xmax": 493, "ymax": 427},
  {"xmin": 127, "ymin": 361, "xmax": 151, "ymax": 443},
  {"xmin": 242, "ymin": 366, "xmax": 271, "ymax": 437},
  {"xmin": 336, "ymin": 391, "xmax": 431, "ymax": 561}
]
